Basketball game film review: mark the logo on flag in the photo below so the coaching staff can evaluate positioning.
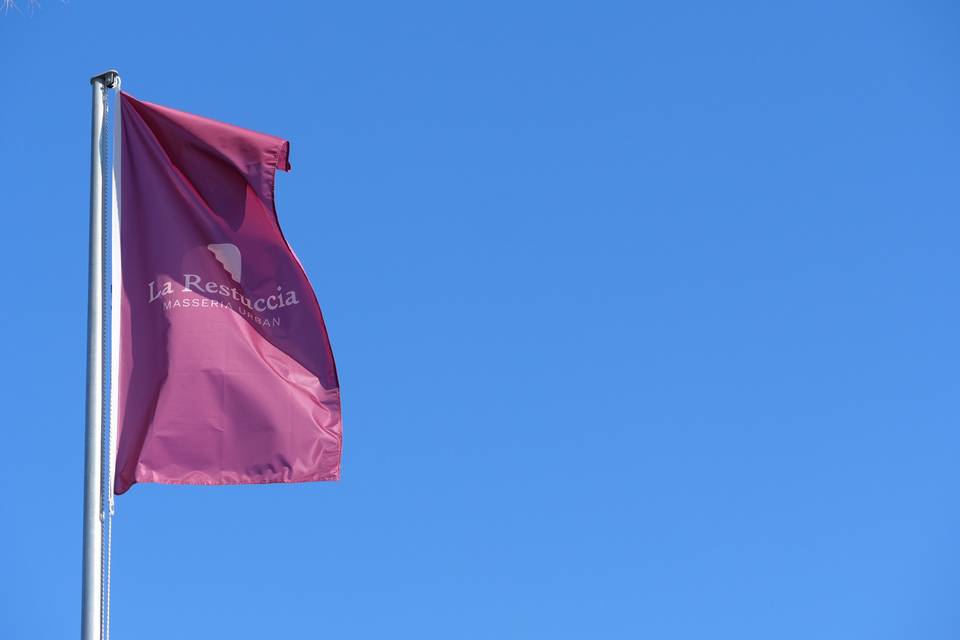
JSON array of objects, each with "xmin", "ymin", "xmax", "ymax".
[{"xmin": 207, "ymin": 243, "xmax": 242, "ymax": 283}]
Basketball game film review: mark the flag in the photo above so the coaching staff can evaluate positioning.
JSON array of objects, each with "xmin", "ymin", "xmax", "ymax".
[{"xmin": 112, "ymin": 92, "xmax": 341, "ymax": 494}]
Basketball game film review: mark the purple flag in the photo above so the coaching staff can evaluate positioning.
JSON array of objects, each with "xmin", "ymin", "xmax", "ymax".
[{"xmin": 113, "ymin": 93, "xmax": 341, "ymax": 494}]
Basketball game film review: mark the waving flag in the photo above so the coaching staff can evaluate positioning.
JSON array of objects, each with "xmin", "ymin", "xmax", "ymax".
[{"xmin": 112, "ymin": 92, "xmax": 341, "ymax": 494}]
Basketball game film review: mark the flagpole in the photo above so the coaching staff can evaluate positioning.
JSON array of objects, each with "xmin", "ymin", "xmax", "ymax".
[{"xmin": 83, "ymin": 69, "xmax": 119, "ymax": 640}]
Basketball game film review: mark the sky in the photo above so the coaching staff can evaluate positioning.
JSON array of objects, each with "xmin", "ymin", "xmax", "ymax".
[{"xmin": 2, "ymin": 1, "xmax": 960, "ymax": 638}]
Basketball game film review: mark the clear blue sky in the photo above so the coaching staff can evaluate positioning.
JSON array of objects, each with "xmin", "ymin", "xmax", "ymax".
[{"xmin": 3, "ymin": 1, "xmax": 959, "ymax": 638}]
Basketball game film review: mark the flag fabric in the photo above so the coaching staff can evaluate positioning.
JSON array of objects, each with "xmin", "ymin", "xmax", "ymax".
[{"xmin": 112, "ymin": 92, "xmax": 341, "ymax": 494}]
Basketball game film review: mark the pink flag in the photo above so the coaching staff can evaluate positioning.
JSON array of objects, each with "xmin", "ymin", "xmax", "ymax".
[{"xmin": 113, "ymin": 93, "xmax": 341, "ymax": 494}]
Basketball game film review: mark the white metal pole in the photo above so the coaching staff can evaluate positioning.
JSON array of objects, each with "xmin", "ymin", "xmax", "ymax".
[{"xmin": 83, "ymin": 69, "xmax": 118, "ymax": 640}]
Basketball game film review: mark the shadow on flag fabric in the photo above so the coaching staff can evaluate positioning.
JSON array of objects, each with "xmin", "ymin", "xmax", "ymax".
[{"xmin": 113, "ymin": 92, "xmax": 341, "ymax": 494}]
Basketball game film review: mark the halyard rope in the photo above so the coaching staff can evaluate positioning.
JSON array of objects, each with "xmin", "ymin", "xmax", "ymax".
[{"xmin": 99, "ymin": 81, "xmax": 115, "ymax": 640}]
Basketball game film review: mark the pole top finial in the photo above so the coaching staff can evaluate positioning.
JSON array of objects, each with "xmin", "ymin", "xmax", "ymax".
[{"xmin": 90, "ymin": 70, "xmax": 121, "ymax": 89}]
